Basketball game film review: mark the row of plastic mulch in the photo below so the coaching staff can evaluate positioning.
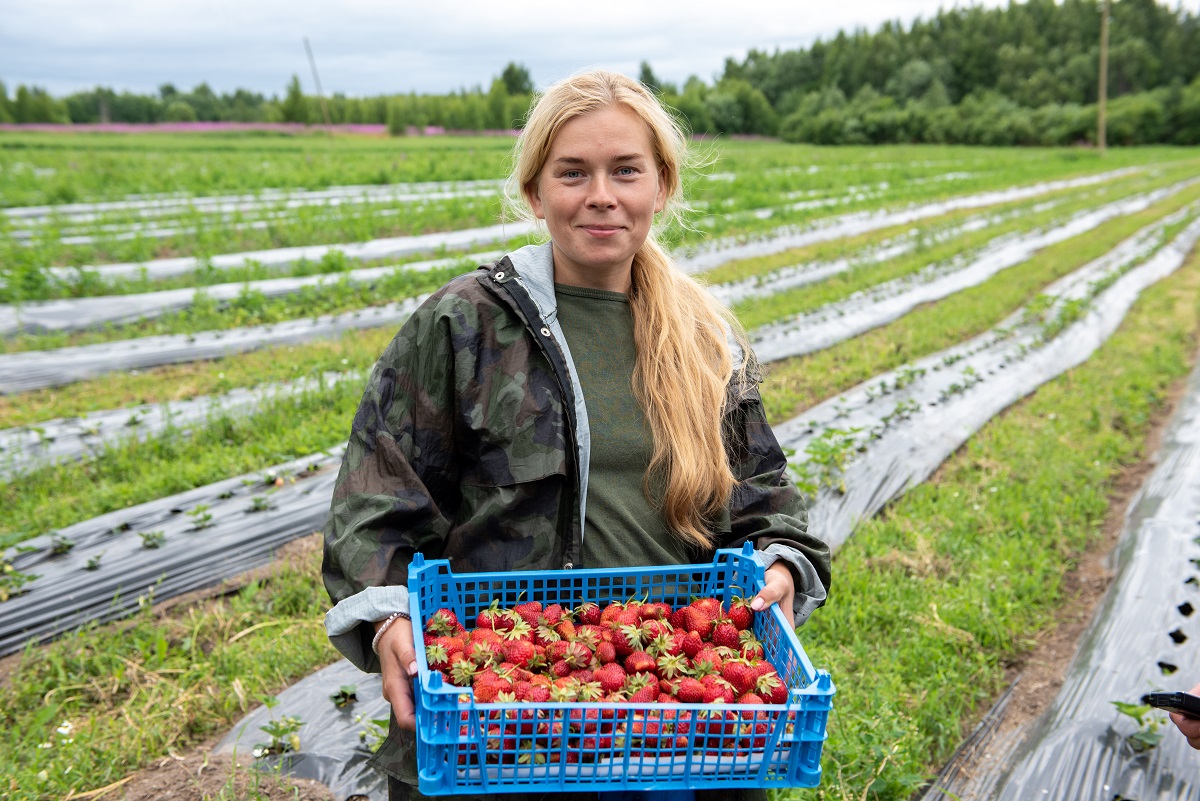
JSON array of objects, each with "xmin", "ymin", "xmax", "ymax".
[{"xmin": 214, "ymin": 195, "xmax": 1200, "ymax": 801}]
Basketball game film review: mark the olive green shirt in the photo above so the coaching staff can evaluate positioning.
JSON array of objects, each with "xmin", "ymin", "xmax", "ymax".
[{"xmin": 554, "ymin": 284, "xmax": 693, "ymax": 568}]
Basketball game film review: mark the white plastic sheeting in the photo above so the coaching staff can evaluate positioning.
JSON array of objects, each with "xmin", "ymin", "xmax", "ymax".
[
  {"xmin": 981, "ymin": 361, "xmax": 1200, "ymax": 799},
  {"xmin": 4, "ymin": 179, "xmax": 505, "ymax": 223},
  {"xmin": 0, "ymin": 371, "xmax": 360, "ymax": 480},
  {"xmin": 706, "ymin": 201, "xmax": 1060, "ymax": 308},
  {"xmin": 774, "ymin": 210, "xmax": 1200, "ymax": 553},
  {"xmin": 677, "ymin": 167, "xmax": 1142, "ymax": 274},
  {"xmin": 751, "ymin": 183, "xmax": 1195, "ymax": 364},
  {"xmin": 205, "ymin": 195, "xmax": 1200, "ymax": 801},
  {"xmin": 0, "ymin": 252, "xmax": 497, "ymax": 336},
  {"xmin": 216, "ymin": 659, "xmax": 390, "ymax": 801},
  {"xmin": 0, "ymin": 295, "xmax": 427, "ymax": 394},
  {"xmin": 0, "ymin": 448, "xmax": 344, "ymax": 656},
  {"xmin": 47, "ymin": 221, "xmax": 536, "ymax": 282}
]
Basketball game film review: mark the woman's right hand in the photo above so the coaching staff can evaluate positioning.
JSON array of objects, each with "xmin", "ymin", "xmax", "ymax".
[{"xmin": 375, "ymin": 616, "xmax": 419, "ymax": 731}]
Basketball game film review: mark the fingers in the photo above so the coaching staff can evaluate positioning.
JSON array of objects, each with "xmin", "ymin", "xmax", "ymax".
[
  {"xmin": 1170, "ymin": 711, "xmax": 1200, "ymax": 749},
  {"xmin": 378, "ymin": 617, "xmax": 419, "ymax": 732},
  {"xmin": 752, "ymin": 562, "xmax": 796, "ymax": 630}
]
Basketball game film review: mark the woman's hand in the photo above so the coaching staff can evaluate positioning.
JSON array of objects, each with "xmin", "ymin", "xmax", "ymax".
[
  {"xmin": 1170, "ymin": 682, "xmax": 1200, "ymax": 749},
  {"xmin": 752, "ymin": 561, "xmax": 796, "ymax": 630},
  {"xmin": 375, "ymin": 616, "xmax": 419, "ymax": 731}
]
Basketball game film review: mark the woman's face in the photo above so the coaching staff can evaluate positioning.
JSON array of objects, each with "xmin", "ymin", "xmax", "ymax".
[{"xmin": 525, "ymin": 104, "xmax": 667, "ymax": 292}]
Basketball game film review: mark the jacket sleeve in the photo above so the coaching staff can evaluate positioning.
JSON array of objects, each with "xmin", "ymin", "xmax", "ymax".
[
  {"xmin": 722, "ymin": 379, "xmax": 831, "ymax": 626},
  {"xmin": 321, "ymin": 293, "xmax": 461, "ymax": 670}
]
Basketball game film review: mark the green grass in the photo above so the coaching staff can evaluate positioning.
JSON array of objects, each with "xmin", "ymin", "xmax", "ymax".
[
  {"xmin": 759, "ymin": 180, "xmax": 1200, "ymax": 422},
  {"xmin": 2, "ymin": 239, "xmax": 1195, "ymax": 801},
  {"xmin": 2, "ymin": 140, "xmax": 1200, "ymax": 800},
  {"xmin": 3, "ymin": 174, "xmax": 1198, "ymax": 546},
  {"xmin": 789, "ymin": 246, "xmax": 1200, "ymax": 799}
]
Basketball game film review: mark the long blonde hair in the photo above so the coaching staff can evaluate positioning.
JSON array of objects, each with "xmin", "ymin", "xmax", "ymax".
[{"xmin": 504, "ymin": 70, "xmax": 750, "ymax": 549}]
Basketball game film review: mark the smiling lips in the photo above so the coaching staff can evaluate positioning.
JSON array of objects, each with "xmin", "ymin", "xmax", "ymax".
[{"xmin": 580, "ymin": 224, "xmax": 623, "ymax": 237}]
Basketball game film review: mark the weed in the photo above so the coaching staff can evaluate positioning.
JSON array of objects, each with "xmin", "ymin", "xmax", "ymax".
[{"xmin": 139, "ymin": 530, "xmax": 166, "ymax": 549}]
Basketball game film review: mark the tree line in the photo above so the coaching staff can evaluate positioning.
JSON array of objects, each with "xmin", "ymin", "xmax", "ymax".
[{"xmin": 2, "ymin": 0, "xmax": 1199, "ymax": 145}]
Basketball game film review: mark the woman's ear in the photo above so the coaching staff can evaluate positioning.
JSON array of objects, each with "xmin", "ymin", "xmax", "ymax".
[
  {"xmin": 654, "ymin": 165, "xmax": 668, "ymax": 214},
  {"xmin": 525, "ymin": 181, "xmax": 545, "ymax": 220}
]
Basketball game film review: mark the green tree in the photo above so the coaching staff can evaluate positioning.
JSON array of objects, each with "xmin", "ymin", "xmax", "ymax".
[
  {"xmin": 486, "ymin": 78, "xmax": 509, "ymax": 129},
  {"xmin": 281, "ymin": 75, "xmax": 310, "ymax": 124},
  {"xmin": 643, "ymin": 61, "xmax": 662, "ymax": 92},
  {"xmin": 165, "ymin": 100, "xmax": 198, "ymax": 122},
  {"xmin": 500, "ymin": 62, "xmax": 533, "ymax": 95},
  {"xmin": 0, "ymin": 81, "xmax": 13, "ymax": 123}
]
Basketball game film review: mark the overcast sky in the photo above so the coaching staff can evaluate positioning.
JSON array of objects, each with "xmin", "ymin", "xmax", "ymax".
[{"xmin": 2, "ymin": 0, "xmax": 1016, "ymax": 98}]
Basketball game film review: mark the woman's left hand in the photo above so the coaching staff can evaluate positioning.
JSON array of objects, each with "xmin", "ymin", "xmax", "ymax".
[{"xmin": 752, "ymin": 561, "xmax": 796, "ymax": 630}]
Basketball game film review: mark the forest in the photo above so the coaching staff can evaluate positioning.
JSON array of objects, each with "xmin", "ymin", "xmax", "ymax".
[{"xmin": 2, "ymin": 0, "xmax": 1200, "ymax": 145}]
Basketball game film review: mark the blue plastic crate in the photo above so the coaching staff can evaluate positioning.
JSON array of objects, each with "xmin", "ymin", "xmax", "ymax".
[{"xmin": 408, "ymin": 542, "xmax": 835, "ymax": 796}]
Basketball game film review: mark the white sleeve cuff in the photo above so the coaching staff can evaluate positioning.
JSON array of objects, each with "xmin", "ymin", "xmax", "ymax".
[
  {"xmin": 323, "ymin": 584, "xmax": 410, "ymax": 671},
  {"xmin": 754, "ymin": 544, "xmax": 828, "ymax": 627}
]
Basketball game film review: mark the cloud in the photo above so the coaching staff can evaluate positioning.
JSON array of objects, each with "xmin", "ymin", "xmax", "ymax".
[{"xmin": 0, "ymin": 0, "xmax": 1013, "ymax": 96}]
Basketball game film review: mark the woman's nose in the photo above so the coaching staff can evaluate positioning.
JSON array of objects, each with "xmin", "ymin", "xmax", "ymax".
[{"xmin": 586, "ymin": 176, "xmax": 617, "ymax": 209}]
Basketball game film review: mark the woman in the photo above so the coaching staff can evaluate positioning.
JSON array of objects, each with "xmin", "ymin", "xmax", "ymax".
[{"xmin": 322, "ymin": 69, "xmax": 831, "ymax": 801}]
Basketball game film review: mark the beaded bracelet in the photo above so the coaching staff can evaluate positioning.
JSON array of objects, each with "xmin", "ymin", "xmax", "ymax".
[{"xmin": 370, "ymin": 611, "xmax": 410, "ymax": 655}]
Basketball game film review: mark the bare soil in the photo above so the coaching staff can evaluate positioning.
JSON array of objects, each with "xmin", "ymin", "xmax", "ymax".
[{"xmin": 113, "ymin": 750, "xmax": 335, "ymax": 801}]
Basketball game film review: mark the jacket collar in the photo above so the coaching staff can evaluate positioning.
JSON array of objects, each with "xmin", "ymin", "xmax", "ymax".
[{"xmin": 504, "ymin": 241, "xmax": 559, "ymax": 325}]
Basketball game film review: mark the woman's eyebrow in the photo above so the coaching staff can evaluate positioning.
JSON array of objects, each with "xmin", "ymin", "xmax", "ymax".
[{"xmin": 551, "ymin": 154, "xmax": 648, "ymax": 166}]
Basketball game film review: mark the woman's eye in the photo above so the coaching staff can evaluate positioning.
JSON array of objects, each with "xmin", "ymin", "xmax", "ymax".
[
  {"xmin": 563, "ymin": 170, "xmax": 584, "ymax": 179},
  {"xmin": 616, "ymin": 166, "xmax": 637, "ymax": 176}
]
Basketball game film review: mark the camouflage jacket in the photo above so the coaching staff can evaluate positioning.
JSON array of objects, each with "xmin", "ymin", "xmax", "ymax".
[{"xmin": 321, "ymin": 242, "xmax": 831, "ymax": 781}]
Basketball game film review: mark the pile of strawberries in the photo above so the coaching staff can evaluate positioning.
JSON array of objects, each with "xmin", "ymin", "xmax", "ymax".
[
  {"xmin": 423, "ymin": 595, "xmax": 788, "ymax": 707},
  {"xmin": 420, "ymin": 595, "xmax": 794, "ymax": 765}
]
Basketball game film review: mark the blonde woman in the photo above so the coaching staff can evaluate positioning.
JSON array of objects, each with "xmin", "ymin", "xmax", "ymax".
[{"xmin": 323, "ymin": 69, "xmax": 831, "ymax": 801}]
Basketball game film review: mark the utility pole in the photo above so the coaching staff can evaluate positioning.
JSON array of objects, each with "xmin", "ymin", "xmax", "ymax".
[
  {"xmin": 304, "ymin": 37, "xmax": 334, "ymax": 135},
  {"xmin": 1097, "ymin": 0, "xmax": 1111, "ymax": 153}
]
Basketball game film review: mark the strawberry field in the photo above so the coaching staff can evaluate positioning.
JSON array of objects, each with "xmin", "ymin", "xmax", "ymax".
[{"xmin": 3, "ymin": 131, "xmax": 1200, "ymax": 800}]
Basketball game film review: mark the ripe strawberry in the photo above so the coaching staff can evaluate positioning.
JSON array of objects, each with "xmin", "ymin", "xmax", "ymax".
[
  {"xmin": 534, "ymin": 623, "xmax": 561, "ymax": 646},
  {"xmin": 691, "ymin": 597, "xmax": 723, "ymax": 618},
  {"xmin": 737, "ymin": 692, "xmax": 765, "ymax": 704},
  {"xmin": 550, "ymin": 659, "xmax": 573, "ymax": 678},
  {"xmin": 637, "ymin": 602, "xmax": 665, "ymax": 621},
  {"xmin": 513, "ymin": 600, "xmax": 542, "ymax": 627},
  {"xmin": 595, "ymin": 641, "xmax": 618, "ymax": 665},
  {"xmin": 594, "ymin": 662, "xmax": 627, "ymax": 694},
  {"xmin": 503, "ymin": 639, "xmax": 537, "ymax": 669},
  {"xmin": 726, "ymin": 597, "xmax": 755, "ymax": 631},
  {"xmin": 426, "ymin": 607, "xmax": 460, "ymax": 636},
  {"xmin": 711, "ymin": 620, "xmax": 741, "ymax": 650},
  {"xmin": 613, "ymin": 623, "xmax": 646, "ymax": 657},
  {"xmin": 642, "ymin": 618, "xmax": 672, "ymax": 641},
  {"xmin": 681, "ymin": 630, "xmax": 705, "ymax": 659},
  {"xmin": 624, "ymin": 650, "xmax": 657, "ymax": 676},
  {"xmin": 561, "ymin": 640, "xmax": 593, "ymax": 669},
  {"xmin": 756, "ymin": 671, "xmax": 788, "ymax": 704},
  {"xmin": 554, "ymin": 619, "xmax": 578, "ymax": 641},
  {"xmin": 541, "ymin": 603, "xmax": 565, "ymax": 626},
  {"xmin": 475, "ymin": 600, "xmax": 504, "ymax": 631},
  {"xmin": 473, "ymin": 680, "xmax": 506, "ymax": 703},
  {"xmin": 425, "ymin": 642, "xmax": 452, "ymax": 672},
  {"xmin": 722, "ymin": 660, "xmax": 759, "ymax": 697},
  {"xmin": 702, "ymin": 674, "xmax": 735, "ymax": 703},
  {"xmin": 549, "ymin": 677, "xmax": 579, "ymax": 702},
  {"xmin": 626, "ymin": 682, "xmax": 658, "ymax": 704},
  {"xmin": 676, "ymin": 677, "xmax": 706, "ymax": 703},
  {"xmin": 655, "ymin": 651, "xmax": 689, "ymax": 680},
  {"xmin": 575, "ymin": 601, "xmax": 601, "ymax": 626},
  {"xmin": 679, "ymin": 605, "xmax": 716, "ymax": 640},
  {"xmin": 740, "ymin": 640, "xmax": 765, "ymax": 661},
  {"xmin": 448, "ymin": 656, "xmax": 478, "ymax": 687}
]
